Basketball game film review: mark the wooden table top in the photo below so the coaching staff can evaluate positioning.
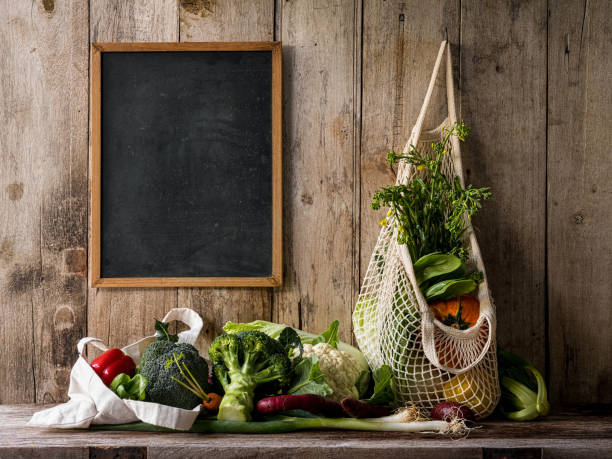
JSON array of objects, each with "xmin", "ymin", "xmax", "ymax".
[{"xmin": 1, "ymin": 405, "xmax": 611, "ymax": 458}]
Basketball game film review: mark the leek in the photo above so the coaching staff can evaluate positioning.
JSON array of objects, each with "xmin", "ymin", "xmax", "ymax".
[{"xmin": 90, "ymin": 410, "xmax": 463, "ymax": 435}]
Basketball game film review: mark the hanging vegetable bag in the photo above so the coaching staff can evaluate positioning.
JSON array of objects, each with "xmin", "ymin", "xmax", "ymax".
[{"xmin": 353, "ymin": 41, "xmax": 500, "ymax": 419}]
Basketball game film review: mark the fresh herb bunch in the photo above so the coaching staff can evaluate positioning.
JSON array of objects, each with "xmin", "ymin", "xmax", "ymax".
[{"xmin": 371, "ymin": 121, "xmax": 491, "ymax": 261}]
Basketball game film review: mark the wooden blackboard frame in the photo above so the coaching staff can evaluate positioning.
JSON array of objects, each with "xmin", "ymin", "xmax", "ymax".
[{"xmin": 89, "ymin": 42, "xmax": 282, "ymax": 288}]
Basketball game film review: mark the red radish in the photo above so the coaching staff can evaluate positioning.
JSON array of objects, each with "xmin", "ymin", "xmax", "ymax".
[
  {"xmin": 256, "ymin": 394, "xmax": 344, "ymax": 418},
  {"xmin": 340, "ymin": 397, "xmax": 392, "ymax": 418},
  {"xmin": 431, "ymin": 402, "xmax": 475, "ymax": 422}
]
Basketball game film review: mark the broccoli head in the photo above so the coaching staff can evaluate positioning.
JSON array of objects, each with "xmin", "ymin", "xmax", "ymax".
[
  {"xmin": 140, "ymin": 341, "xmax": 210, "ymax": 410},
  {"xmin": 209, "ymin": 331, "xmax": 292, "ymax": 421}
]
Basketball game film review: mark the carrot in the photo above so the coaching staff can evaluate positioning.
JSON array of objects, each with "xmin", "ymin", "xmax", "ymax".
[
  {"xmin": 202, "ymin": 393, "xmax": 222, "ymax": 413},
  {"xmin": 340, "ymin": 397, "xmax": 392, "ymax": 418},
  {"xmin": 256, "ymin": 394, "xmax": 344, "ymax": 418}
]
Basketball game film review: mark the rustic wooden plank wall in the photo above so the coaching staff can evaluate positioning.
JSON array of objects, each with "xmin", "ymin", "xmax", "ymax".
[
  {"xmin": 0, "ymin": 0, "xmax": 88, "ymax": 403},
  {"xmin": 272, "ymin": 0, "xmax": 360, "ymax": 343},
  {"xmin": 177, "ymin": 1, "xmax": 276, "ymax": 356},
  {"xmin": 461, "ymin": 0, "xmax": 548, "ymax": 372},
  {"xmin": 547, "ymin": 0, "xmax": 612, "ymax": 404},
  {"xmin": 0, "ymin": 0, "xmax": 610, "ymax": 405}
]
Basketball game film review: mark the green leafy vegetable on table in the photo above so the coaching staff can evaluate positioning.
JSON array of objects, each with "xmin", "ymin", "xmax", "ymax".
[
  {"xmin": 309, "ymin": 319, "xmax": 340, "ymax": 348},
  {"xmin": 278, "ymin": 326, "xmax": 303, "ymax": 363}
]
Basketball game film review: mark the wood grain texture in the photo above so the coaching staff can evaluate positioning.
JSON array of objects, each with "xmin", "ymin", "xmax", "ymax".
[
  {"xmin": 87, "ymin": 0, "xmax": 180, "ymax": 348},
  {"xmin": 0, "ymin": 448, "xmax": 87, "ymax": 459},
  {"xmin": 177, "ymin": 0, "xmax": 275, "ymax": 355},
  {"xmin": 272, "ymin": 0, "xmax": 360, "ymax": 342},
  {"xmin": 460, "ymin": 0, "xmax": 548, "ymax": 371},
  {"xmin": 0, "ymin": 0, "xmax": 88, "ymax": 403},
  {"xmin": 4, "ymin": 405, "xmax": 612, "ymax": 456},
  {"xmin": 547, "ymin": 0, "xmax": 612, "ymax": 404},
  {"xmin": 360, "ymin": 0, "xmax": 460, "ymax": 289},
  {"xmin": 94, "ymin": 41, "xmax": 279, "ymax": 51}
]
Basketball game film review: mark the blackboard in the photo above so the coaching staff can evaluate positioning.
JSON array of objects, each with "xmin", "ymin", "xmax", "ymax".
[{"xmin": 90, "ymin": 42, "xmax": 282, "ymax": 287}]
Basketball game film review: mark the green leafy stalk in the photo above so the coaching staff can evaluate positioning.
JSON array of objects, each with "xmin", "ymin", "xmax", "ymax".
[{"xmin": 371, "ymin": 121, "xmax": 491, "ymax": 261}]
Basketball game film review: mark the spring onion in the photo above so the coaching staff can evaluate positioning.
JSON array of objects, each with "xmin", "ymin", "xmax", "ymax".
[{"xmin": 90, "ymin": 407, "xmax": 466, "ymax": 435}]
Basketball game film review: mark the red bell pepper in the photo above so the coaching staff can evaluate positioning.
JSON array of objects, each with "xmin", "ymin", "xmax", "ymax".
[{"xmin": 90, "ymin": 348, "xmax": 135, "ymax": 386}]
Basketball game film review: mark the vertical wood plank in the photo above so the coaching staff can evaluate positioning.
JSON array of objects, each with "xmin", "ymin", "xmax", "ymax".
[
  {"xmin": 272, "ymin": 0, "xmax": 360, "ymax": 341},
  {"xmin": 0, "ymin": 0, "xmax": 89, "ymax": 403},
  {"xmin": 177, "ymin": 0, "xmax": 275, "ymax": 353},
  {"xmin": 460, "ymin": 0, "xmax": 548, "ymax": 371},
  {"xmin": 360, "ymin": 0, "xmax": 460, "ymax": 290},
  {"xmin": 548, "ymin": 0, "xmax": 612, "ymax": 403},
  {"xmin": 88, "ymin": 0, "xmax": 179, "ymax": 348}
]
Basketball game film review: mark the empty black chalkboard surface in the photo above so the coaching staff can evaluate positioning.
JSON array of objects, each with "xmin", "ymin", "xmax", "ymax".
[{"xmin": 90, "ymin": 42, "xmax": 282, "ymax": 287}]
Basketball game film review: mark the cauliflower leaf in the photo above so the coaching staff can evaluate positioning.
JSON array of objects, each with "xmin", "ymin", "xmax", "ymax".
[{"xmin": 287, "ymin": 356, "xmax": 333, "ymax": 397}]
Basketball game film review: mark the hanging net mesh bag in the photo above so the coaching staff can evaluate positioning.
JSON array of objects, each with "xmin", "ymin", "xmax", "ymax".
[{"xmin": 353, "ymin": 41, "xmax": 500, "ymax": 419}]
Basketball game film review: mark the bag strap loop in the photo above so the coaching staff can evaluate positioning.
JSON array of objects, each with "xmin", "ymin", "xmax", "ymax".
[
  {"xmin": 76, "ymin": 308, "xmax": 205, "ymax": 363},
  {"xmin": 396, "ymin": 40, "xmax": 447, "ymax": 184}
]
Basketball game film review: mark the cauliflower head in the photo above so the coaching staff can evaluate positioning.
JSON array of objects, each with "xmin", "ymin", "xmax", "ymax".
[{"xmin": 302, "ymin": 342, "xmax": 362, "ymax": 401}]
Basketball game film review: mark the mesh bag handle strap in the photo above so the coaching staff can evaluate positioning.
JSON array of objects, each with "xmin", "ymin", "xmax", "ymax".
[
  {"xmin": 398, "ymin": 41, "xmax": 494, "ymax": 374},
  {"xmin": 396, "ymin": 40, "xmax": 447, "ymax": 184},
  {"xmin": 444, "ymin": 42, "xmax": 467, "ymax": 189}
]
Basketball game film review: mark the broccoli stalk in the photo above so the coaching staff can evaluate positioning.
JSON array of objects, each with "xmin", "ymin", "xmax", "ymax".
[{"xmin": 209, "ymin": 332, "xmax": 291, "ymax": 421}]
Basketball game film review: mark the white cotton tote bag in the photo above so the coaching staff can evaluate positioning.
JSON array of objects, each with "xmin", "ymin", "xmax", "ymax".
[{"xmin": 29, "ymin": 308, "xmax": 204, "ymax": 431}]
